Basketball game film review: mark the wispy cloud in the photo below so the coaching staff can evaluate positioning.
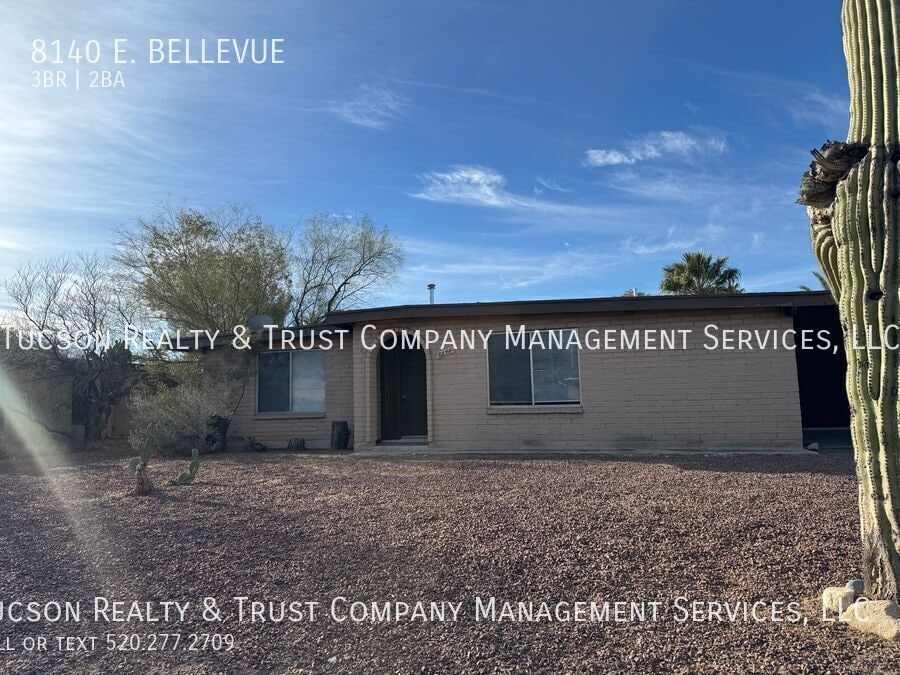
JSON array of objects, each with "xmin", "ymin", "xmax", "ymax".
[
  {"xmin": 685, "ymin": 60, "xmax": 849, "ymax": 132},
  {"xmin": 405, "ymin": 156, "xmax": 810, "ymax": 298},
  {"xmin": 535, "ymin": 177, "xmax": 572, "ymax": 193},
  {"xmin": 625, "ymin": 234, "xmax": 697, "ymax": 256},
  {"xmin": 0, "ymin": 2, "xmax": 202, "ymax": 260},
  {"xmin": 584, "ymin": 130, "xmax": 728, "ymax": 167},
  {"xmin": 621, "ymin": 224, "xmax": 725, "ymax": 257},
  {"xmin": 750, "ymin": 232, "xmax": 767, "ymax": 253},
  {"xmin": 602, "ymin": 165, "xmax": 794, "ymax": 210},
  {"xmin": 395, "ymin": 79, "xmax": 519, "ymax": 102},
  {"xmin": 742, "ymin": 266, "xmax": 818, "ymax": 290},
  {"xmin": 788, "ymin": 90, "xmax": 848, "ymax": 129},
  {"xmin": 414, "ymin": 165, "xmax": 509, "ymax": 207},
  {"xmin": 400, "ymin": 236, "xmax": 624, "ymax": 297},
  {"xmin": 411, "ymin": 165, "xmax": 626, "ymax": 228},
  {"xmin": 0, "ymin": 238, "xmax": 27, "ymax": 251},
  {"xmin": 327, "ymin": 84, "xmax": 409, "ymax": 129}
]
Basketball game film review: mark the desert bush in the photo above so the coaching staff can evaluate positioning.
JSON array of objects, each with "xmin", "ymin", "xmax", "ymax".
[{"xmin": 127, "ymin": 353, "xmax": 249, "ymax": 457}]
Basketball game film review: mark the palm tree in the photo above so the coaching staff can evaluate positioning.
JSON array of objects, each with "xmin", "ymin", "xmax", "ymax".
[
  {"xmin": 659, "ymin": 251, "xmax": 743, "ymax": 296},
  {"xmin": 799, "ymin": 271, "xmax": 831, "ymax": 293}
]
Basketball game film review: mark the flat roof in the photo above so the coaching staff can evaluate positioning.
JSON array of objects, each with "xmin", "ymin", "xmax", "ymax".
[
  {"xmin": 325, "ymin": 290, "xmax": 834, "ymax": 324},
  {"xmin": 183, "ymin": 291, "xmax": 835, "ymax": 350}
]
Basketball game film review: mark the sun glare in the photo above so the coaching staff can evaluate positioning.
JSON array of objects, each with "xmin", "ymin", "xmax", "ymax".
[{"xmin": 0, "ymin": 361, "xmax": 121, "ymax": 593}]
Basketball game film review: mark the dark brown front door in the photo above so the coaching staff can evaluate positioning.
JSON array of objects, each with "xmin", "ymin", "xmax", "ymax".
[{"xmin": 380, "ymin": 347, "xmax": 427, "ymax": 440}]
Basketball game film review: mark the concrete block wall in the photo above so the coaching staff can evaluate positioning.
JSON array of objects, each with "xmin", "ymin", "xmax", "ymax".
[
  {"xmin": 351, "ymin": 308, "xmax": 803, "ymax": 451},
  {"xmin": 225, "ymin": 344, "xmax": 354, "ymax": 449},
  {"xmin": 221, "ymin": 306, "xmax": 805, "ymax": 452}
]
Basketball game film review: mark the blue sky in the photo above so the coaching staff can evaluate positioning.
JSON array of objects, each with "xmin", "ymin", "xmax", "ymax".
[{"xmin": 1, "ymin": 1, "xmax": 848, "ymax": 305}]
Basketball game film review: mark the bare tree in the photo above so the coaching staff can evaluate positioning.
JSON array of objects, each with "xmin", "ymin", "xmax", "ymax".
[
  {"xmin": 3, "ymin": 253, "xmax": 141, "ymax": 442},
  {"xmin": 289, "ymin": 213, "xmax": 404, "ymax": 325}
]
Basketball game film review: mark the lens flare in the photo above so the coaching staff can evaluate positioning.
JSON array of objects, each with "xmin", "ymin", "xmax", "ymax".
[{"xmin": 0, "ymin": 360, "xmax": 122, "ymax": 593}]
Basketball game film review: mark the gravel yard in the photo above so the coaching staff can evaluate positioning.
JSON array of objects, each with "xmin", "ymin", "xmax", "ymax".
[{"xmin": 0, "ymin": 449, "xmax": 898, "ymax": 673}]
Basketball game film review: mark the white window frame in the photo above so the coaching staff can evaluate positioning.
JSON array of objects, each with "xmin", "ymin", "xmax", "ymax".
[
  {"xmin": 485, "ymin": 328, "xmax": 582, "ymax": 407},
  {"xmin": 256, "ymin": 350, "xmax": 326, "ymax": 414}
]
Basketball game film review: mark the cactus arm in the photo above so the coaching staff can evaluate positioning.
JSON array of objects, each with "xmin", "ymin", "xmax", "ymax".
[{"xmin": 809, "ymin": 206, "xmax": 842, "ymax": 300}]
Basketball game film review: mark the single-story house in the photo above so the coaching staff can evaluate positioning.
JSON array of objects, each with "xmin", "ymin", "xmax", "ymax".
[{"xmin": 206, "ymin": 290, "xmax": 848, "ymax": 452}]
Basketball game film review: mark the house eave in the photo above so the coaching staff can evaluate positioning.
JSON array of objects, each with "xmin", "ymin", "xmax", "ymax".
[{"xmin": 324, "ymin": 291, "xmax": 834, "ymax": 325}]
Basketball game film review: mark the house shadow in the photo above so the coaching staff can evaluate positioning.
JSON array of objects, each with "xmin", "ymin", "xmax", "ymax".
[
  {"xmin": 588, "ymin": 451, "xmax": 856, "ymax": 477},
  {"xmin": 373, "ymin": 450, "xmax": 857, "ymax": 477}
]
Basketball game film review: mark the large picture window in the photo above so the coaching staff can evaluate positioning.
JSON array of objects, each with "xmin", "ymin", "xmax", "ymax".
[
  {"xmin": 257, "ymin": 350, "xmax": 326, "ymax": 413},
  {"xmin": 488, "ymin": 329, "xmax": 581, "ymax": 406}
]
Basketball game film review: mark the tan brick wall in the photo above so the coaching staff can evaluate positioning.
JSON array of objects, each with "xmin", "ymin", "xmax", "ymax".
[
  {"xmin": 226, "ymin": 345, "xmax": 354, "ymax": 450},
  {"xmin": 351, "ymin": 308, "xmax": 804, "ymax": 451},
  {"xmin": 222, "ymin": 307, "xmax": 805, "ymax": 452}
]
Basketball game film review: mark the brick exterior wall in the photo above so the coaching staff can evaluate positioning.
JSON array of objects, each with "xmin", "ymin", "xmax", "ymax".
[
  {"xmin": 352, "ymin": 308, "xmax": 804, "ymax": 451},
  {"xmin": 225, "ymin": 306, "xmax": 805, "ymax": 452},
  {"xmin": 225, "ymin": 344, "xmax": 355, "ymax": 449}
]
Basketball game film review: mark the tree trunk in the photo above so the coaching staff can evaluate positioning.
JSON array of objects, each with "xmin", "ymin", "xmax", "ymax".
[
  {"xmin": 801, "ymin": 0, "xmax": 900, "ymax": 600},
  {"xmin": 83, "ymin": 401, "xmax": 110, "ymax": 442},
  {"xmin": 204, "ymin": 415, "xmax": 230, "ymax": 453}
]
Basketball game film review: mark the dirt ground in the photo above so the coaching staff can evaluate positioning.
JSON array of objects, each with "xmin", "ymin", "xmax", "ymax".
[{"xmin": 0, "ymin": 449, "xmax": 898, "ymax": 674}]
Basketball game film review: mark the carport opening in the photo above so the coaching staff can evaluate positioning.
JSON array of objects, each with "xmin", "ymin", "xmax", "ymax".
[{"xmin": 793, "ymin": 305, "xmax": 850, "ymax": 450}]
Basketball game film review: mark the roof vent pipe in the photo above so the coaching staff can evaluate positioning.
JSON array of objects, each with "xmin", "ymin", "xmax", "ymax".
[{"xmin": 427, "ymin": 283, "xmax": 436, "ymax": 304}]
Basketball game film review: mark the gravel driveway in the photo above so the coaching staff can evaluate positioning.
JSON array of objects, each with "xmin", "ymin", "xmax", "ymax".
[{"xmin": 0, "ymin": 450, "xmax": 898, "ymax": 673}]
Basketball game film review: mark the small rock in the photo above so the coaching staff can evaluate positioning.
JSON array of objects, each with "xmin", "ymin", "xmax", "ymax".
[
  {"xmin": 805, "ymin": 442, "xmax": 820, "ymax": 451},
  {"xmin": 822, "ymin": 586, "xmax": 856, "ymax": 615},
  {"xmin": 845, "ymin": 578, "xmax": 865, "ymax": 597},
  {"xmin": 840, "ymin": 600, "xmax": 900, "ymax": 641},
  {"xmin": 243, "ymin": 436, "xmax": 268, "ymax": 453},
  {"xmin": 327, "ymin": 656, "xmax": 337, "ymax": 664}
]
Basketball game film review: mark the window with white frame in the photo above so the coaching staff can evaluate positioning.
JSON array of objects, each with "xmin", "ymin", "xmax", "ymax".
[
  {"xmin": 487, "ymin": 329, "xmax": 581, "ymax": 406},
  {"xmin": 257, "ymin": 350, "xmax": 326, "ymax": 413}
]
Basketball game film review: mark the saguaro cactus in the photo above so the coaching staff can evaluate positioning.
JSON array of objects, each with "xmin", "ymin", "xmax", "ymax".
[{"xmin": 799, "ymin": 0, "xmax": 900, "ymax": 600}]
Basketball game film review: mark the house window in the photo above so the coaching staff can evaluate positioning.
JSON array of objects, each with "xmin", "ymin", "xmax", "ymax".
[
  {"xmin": 257, "ymin": 350, "xmax": 326, "ymax": 413},
  {"xmin": 488, "ymin": 329, "xmax": 581, "ymax": 406}
]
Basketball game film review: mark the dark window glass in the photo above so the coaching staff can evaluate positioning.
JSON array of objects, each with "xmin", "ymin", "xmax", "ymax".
[
  {"xmin": 488, "ymin": 334, "xmax": 532, "ymax": 405},
  {"xmin": 258, "ymin": 352, "xmax": 291, "ymax": 412},
  {"xmin": 291, "ymin": 350, "xmax": 326, "ymax": 412},
  {"xmin": 532, "ymin": 330, "xmax": 580, "ymax": 404},
  {"xmin": 487, "ymin": 329, "xmax": 581, "ymax": 406}
]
